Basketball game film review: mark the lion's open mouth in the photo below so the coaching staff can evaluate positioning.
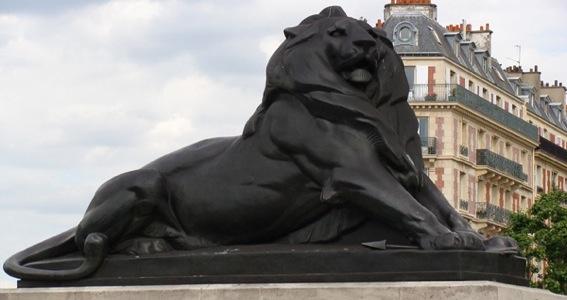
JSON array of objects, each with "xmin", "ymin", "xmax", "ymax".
[
  {"xmin": 339, "ymin": 53, "xmax": 377, "ymax": 87},
  {"xmin": 343, "ymin": 68, "xmax": 373, "ymax": 83}
]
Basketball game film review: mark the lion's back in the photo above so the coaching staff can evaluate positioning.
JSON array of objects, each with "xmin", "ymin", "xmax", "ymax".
[{"xmin": 142, "ymin": 136, "xmax": 239, "ymax": 174}]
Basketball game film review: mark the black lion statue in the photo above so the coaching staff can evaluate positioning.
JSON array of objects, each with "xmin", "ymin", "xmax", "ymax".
[{"xmin": 4, "ymin": 6, "xmax": 517, "ymax": 281}]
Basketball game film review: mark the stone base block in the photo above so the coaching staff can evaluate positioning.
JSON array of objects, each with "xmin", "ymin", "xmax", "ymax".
[
  {"xmin": 17, "ymin": 245, "xmax": 527, "ymax": 287},
  {"xmin": 1, "ymin": 281, "xmax": 566, "ymax": 300}
]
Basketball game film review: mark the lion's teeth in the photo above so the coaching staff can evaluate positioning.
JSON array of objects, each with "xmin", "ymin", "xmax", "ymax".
[{"xmin": 349, "ymin": 68, "xmax": 372, "ymax": 83}]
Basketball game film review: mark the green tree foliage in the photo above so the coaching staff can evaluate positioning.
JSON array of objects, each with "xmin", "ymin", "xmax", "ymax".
[{"xmin": 505, "ymin": 190, "xmax": 567, "ymax": 294}]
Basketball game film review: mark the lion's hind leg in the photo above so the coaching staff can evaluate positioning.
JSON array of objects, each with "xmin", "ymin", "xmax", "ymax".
[{"xmin": 76, "ymin": 169, "xmax": 168, "ymax": 253}]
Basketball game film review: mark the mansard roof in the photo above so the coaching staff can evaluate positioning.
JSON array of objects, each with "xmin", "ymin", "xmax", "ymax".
[{"xmin": 382, "ymin": 13, "xmax": 515, "ymax": 95}]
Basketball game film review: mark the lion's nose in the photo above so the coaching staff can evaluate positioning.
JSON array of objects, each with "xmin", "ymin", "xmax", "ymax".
[{"xmin": 353, "ymin": 38, "xmax": 376, "ymax": 52}]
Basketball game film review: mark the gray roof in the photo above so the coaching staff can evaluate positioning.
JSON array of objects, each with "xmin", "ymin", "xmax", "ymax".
[
  {"xmin": 527, "ymin": 96, "xmax": 567, "ymax": 131},
  {"xmin": 508, "ymin": 77, "xmax": 567, "ymax": 131},
  {"xmin": 382, "ymin": 13, "xmax": 515, "ymax": 95}
]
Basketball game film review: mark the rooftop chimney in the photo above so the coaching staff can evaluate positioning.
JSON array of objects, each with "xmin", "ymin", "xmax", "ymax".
[
  {"xmin": 376, "ymin": 19, "xmax": 384, "ymax": 29},
  {"xmin": 384, "ymin": 0, "xmax": 437, "ymax": 21},
  {"xmin": 468, "ymin": 22, "xmax": 493, "ymax": 53}
]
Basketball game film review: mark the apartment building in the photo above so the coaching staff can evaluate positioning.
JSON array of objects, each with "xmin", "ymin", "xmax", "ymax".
[{"xmin": 379, "ymin": 0, "xmax": 567, "ymax": 236}]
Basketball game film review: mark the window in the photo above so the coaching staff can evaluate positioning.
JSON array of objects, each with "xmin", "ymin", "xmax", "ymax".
[
  {"xmin": 404, "ymin": 66, "xmax": 415, "ymax": 93},
  {"xmin": 482, "ymin": 88, "xmax": 488, "ymax": 100},
  {"xmin": 468, "ymin": 80, "xmax": 474, "ymax": 92},
  {"xmin": 491, "ymin": 185, "xmax": 498, "ymax": 204},
  {"xmin": 536, "ymin": 165, "xmax": 542, "ymax": 187},
  {"xmin": 505, "ymin": 190, "xmax": 511, "ymax": 210},
  {"xmin": 450, "ymin": 70, "xmax": 457, "ymax": 85},
  {"xmin": 512, "ymin": 104, "xmax": 517, "ymax": 116},
  {"xmin": 478, "ymin": 129, "xmax": 486, "ymax": 148},
  {"xmin": 461, "ymin": 121, "xmax": 468, "ymax": 145},
  {"xmin": 393, "ymin": 22, "xmax": 418, "ymax": 46},
  {"xmin": 460, "ymin": 172, "xmax": 467, "ymax": 203},
  {"xmin": 417, "ymin": 117, "xmax": 428, "ymax": 137},
  {"xmin": 491, "ymin": 136, "xmax": 499, "ymax": 151},
  {"xmin": 496, "ymin": 96, "xmax": 501, "ymax": 107}
]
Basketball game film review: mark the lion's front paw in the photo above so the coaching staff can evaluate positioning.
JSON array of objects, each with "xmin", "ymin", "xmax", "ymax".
[
  {"xmin": 483, "ymin": 236, "xmax": 519, "ymax": 254},
  {"xmin": 421, "ymin": 231, "xmax": 485, "ymax": 250}
]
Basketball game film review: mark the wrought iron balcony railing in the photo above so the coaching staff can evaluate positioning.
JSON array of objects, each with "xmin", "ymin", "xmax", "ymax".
[
  {"xmin": 476, "ymin": 149, "xmax": 528, "ymax": 182},
  {"xmin": 420, "ymin": 137, "xmax": 437, "ymax": 155},
  {"xmin": 475, "ymin": 202, "xmax": 512, "ymax": 225},
  {"xmin": 407, "ymin": 84, "xmax": 538, "ymax": 142},
  {"xmin": 538, "ymin": 136, "xmax": 567, "ymax": 164},
  {"xmin": 459, "ymin": 199, "xmax": 469, "ymax": 212}
]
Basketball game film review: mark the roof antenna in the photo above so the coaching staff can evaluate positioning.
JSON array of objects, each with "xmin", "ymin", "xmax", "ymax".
[{"xmin": 506, "ymin": 45, "xmax": 521, "ymax": 67}]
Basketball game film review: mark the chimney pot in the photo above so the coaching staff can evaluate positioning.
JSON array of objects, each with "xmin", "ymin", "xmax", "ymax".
[
  {"xmin": 555, "ymin": 80, "xmax": 559, "ymax": 86},
  {"xmin": 480, "ymin": 25, "xmax": 484, "ymax": 31},
  {"xmin": 530, "ymin": 68, "xmax": 533, "ymax": 72},
  {"xmin": 535, "ymin": 65, "xmax": 538, "ymax": 72},
  {"xmin": 546, "ymin": 83, "xmax": 550, "ymax": 87},
  {"xmin": 541, "ymin": 81, "xmax": 544, "ymax": 86},
  {"xmin": 486, "ymin": 23, "xmax": 490, "ymax": 30}
]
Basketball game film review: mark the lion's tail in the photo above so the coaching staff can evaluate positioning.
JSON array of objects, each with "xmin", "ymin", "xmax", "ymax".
[{"xmin": 3, "ymin": 227, "xmax": 108, "ymax": 281}]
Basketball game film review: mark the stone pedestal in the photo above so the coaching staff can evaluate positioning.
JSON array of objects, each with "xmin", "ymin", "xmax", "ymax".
[
  {"xmin": 18, "ymin": 245, "xmax": 527, "ymax": 287},
  {"xmin": 1, "ymin": 281, "xmax": 566, "ymax": 300}
]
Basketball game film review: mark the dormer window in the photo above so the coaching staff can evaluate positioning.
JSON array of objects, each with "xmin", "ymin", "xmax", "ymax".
[{"xmin": 393, "ymin": 22, "xmax": 418, "ymax": 46}]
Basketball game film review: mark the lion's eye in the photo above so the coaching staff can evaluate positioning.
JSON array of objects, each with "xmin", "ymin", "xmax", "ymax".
[{"xmin": 328, "ymin": 27, "xmax": 346, "ymax": 37}]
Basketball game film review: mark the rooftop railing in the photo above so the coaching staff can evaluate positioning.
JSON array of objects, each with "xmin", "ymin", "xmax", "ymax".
[
  {"xmin": 408, "ymin": 84, "xmax": 538, "ymax": 142},
  {"xmin": 476, "ymin": 149, "xmax": 528, "ymax": 182},
  {"xmin": 538, "ymin": 136, "xmax": 567, "ymax": 164}
]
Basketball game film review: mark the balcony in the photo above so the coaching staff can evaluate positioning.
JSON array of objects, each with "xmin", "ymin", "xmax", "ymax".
[
  {"xmin": 420, "ymin": 137, "xmax": 437, "ymax": 155},
  {"xmin": 538, "ymin": 136, "xmax": 567, "ymax": 164},
  {"xmin": 476, "ymin": 149, "xmax": 528, "ymax": 182},
  {"xmin": 476, "ymin": 202, "xmax": 512, "ymax": 225},
  {"xmin": 408, "ymin": 84, "xmax": 538, "ymax": 142}
]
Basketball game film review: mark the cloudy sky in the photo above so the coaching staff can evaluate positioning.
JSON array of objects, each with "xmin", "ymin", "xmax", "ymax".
[{"xmin": 0, "ymin": 0, "xmax": 565, "ymax": 287}]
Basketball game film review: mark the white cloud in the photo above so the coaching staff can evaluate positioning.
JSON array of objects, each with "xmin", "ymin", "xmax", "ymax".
[{"xmin": 259, "ymin": 35, "xmax": 283, "ymax": 61}]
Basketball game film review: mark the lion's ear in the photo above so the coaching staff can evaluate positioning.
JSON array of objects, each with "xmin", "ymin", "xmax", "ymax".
[
  {"xmin": 283, "ymin": 25, "xmax": 318, "ymax": 48},
  {"xmin": 283, "ymin": 26, "xmax": 300, "ymax": 39}
]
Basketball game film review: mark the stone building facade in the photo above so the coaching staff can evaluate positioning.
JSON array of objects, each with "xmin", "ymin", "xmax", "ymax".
[{"xmin": 379, "ymin": 0, "xmax": 567, "ymax": 235}]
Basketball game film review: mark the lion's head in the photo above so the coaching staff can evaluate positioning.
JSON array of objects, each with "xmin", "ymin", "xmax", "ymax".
[
  {"xmin": 265, "ymin": 6, "xmax": 381, "ymax": 100},
  {"xmin": 244, "ymin": 6, "xmax": 409, "ymax": 137}
]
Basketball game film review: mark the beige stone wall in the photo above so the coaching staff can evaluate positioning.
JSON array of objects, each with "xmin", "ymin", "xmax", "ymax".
[
  {"xmin": 534, "ymin": 154, "xmax": 567, "ymax": 196},
  {"xmin": 413, "ymin": 106, "xmax": 534, "ymax": 215}
]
